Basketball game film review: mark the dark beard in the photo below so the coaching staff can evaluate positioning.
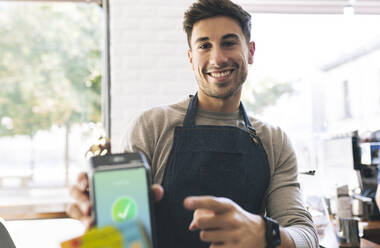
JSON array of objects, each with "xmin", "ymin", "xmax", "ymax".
[
  {"xmin": 197, "ymin": 69, "xmax": 247, "ymax": 100},
  {"xmin": 204, "ymin": 82, "xmax": 243, "ymax": 99}
]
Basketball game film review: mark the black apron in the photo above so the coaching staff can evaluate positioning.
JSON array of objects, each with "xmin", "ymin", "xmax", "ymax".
[{"xmin": 155, "ymin": 93, "xmax": 270, "ymax": 248}]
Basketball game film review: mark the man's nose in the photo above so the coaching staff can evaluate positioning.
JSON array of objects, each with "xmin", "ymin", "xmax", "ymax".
[{"xmin": 209, "ymin": 47, "xmax": 228, "ymax": 66}]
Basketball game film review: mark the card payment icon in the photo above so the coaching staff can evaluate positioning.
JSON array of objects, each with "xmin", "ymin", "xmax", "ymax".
[{"xmin": 112, "ymin": 196, "xmax": 137, "ymax": 222}]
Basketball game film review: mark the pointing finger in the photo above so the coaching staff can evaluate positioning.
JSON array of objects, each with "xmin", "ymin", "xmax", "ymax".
[
  {"xmin": 184, "ymin": 196, "xmax": 235, "ymax": 214},
  {"xmin": 189, "ymin": 210, "xmax": 239, "ymax": 231}
]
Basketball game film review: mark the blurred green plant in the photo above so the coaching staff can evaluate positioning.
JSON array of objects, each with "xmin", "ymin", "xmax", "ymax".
[
  {"xmin": 243, "ymin": 77, "xmax": 295, "ymax": 114},
  {"xmin": 0, "ymin": 3, "xmax": 102, "ymax": 183}
]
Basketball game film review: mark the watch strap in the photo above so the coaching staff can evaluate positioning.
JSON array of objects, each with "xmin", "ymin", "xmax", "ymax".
[{"xmin": 262, "ymin": 216, "xmax": 281, "ymax": 248}]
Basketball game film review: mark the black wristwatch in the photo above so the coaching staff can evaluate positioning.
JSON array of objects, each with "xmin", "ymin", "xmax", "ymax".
[{"xmin": 262, "ymin": 216, "xmax": 281, "ymax": 248}]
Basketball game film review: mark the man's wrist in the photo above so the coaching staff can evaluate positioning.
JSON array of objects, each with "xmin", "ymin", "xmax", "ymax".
[{"xmin": 262, "ymin": 216, "xmax": 281, "ymax": 248}]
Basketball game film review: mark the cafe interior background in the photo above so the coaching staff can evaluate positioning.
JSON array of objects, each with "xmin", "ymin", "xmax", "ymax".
[{"xmin": 0, "ymin": 0, "xmax": 380, "ymax": 247}]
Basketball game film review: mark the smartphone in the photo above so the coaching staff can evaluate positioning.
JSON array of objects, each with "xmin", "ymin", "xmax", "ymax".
[{"xmin": 88, "ymin": 152, "xmax": 157, "ymax": 248}]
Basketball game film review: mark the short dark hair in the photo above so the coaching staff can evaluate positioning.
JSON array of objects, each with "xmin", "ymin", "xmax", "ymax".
[{"xmin": 183, "ymin": 0, "xmax": 251, "ymax": 48}]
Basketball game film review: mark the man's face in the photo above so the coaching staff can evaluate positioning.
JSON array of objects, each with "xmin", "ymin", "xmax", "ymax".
[{"xmin": 188, "ymin": 16, "xmax": 255, "ymax": 100}]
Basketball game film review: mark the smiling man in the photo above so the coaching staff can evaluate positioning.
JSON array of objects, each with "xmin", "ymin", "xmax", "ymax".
[
  {"xmin": 67, "ymin": 1, "xmax": 318, "ymax": 247},
  {"xmin": 189, "ymin": 17, "xmax": 253, "ymax": 107}
]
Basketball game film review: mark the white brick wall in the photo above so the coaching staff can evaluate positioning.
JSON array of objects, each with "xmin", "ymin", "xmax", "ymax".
[{"xmin": 109, "ymin": 0, "xmax": 197, "ymax": 150}]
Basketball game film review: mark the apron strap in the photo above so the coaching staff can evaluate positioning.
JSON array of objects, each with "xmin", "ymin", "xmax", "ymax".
[
  {"xmin": 239, "ymin": 102, "xmax": 256, "ymax": 134},
  {"xmin": 183, "ymin": 92, "xmax": 257, "ymax": 135},
  {"xmin": 183, "ymin": 93, "xmax": 199, "ymax": 127}
]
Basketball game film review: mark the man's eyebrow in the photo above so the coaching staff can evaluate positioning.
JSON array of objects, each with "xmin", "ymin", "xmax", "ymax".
[
  {"xmin": 193, "ymin": 33, "xmax": 239, "ymax": 45},
  {"xmin": 222, "ymin": 33, "xmax": 239, "ymax": 40},
  {"xmin": 194, "ymin": 37, "xmax": 209, "ymax": 44}
]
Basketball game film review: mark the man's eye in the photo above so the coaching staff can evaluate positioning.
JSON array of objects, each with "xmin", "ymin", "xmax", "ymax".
[
  {"xmin": 199, "ymin": 43, "xmax": 211, "ymax": 49},
  {"xmin": 223, "ymin": 41, "xmax": 236, "ymax": 47}
]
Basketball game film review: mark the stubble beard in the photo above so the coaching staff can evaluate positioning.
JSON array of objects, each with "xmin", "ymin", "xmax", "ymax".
[{"xmin": 196, "ymin": 68, "xmax": 247, "ymax": 100}]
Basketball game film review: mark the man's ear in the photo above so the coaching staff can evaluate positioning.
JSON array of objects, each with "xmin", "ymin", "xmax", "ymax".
[
  {"xmin": 187, "ymin": 49, "xmax": 194, "ymax": 70},
  {"xmin": 248, "ymin": 41, "xmax": 255, "ymax": 64}
]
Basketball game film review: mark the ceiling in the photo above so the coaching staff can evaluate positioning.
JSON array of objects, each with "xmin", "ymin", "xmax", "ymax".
[
  {"xmin": 237, "ymin": 0, "xmax": 380, "ymax": 14},
  {"xmin": 3, "ymin": 0, "xmax": 380, "ymax": 14},
  {"xmin": 1, "ymin": 0, "xmax": 102, "ymax": 4}
]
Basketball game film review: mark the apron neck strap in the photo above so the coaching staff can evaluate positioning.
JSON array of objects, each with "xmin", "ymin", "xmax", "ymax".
[
  {"xmin": 183, "ymin": 92, "xmax": 256, "ymax": 133},
  {"xmin": 183, "ymin": 93, "xmax": 199, "ymax": 127},
  {"xmin": 239, "ymin": 102, "xmax": 256, "ymax": 134}
]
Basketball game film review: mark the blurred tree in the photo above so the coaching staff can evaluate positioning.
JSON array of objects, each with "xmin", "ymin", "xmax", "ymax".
[
  {"xmin": 243, "ymin": 77, "xmax": 295, "ymax": 114},
  {"xmin": 0, "ymin": 3, "xmax": 102, "ymax": 185}
]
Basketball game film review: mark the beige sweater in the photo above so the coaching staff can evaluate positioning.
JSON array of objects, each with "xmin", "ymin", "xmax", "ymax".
[{"xmin": 121, "ymin": 97, "xmax": 318, "ymax": 248}]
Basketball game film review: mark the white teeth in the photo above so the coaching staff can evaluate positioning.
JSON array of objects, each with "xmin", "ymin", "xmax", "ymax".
[{"xmin": 210, "ymin": 70, "xmax": 231, "ymax": 78}]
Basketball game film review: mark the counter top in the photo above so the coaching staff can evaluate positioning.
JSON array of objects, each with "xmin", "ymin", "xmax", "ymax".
[{"xmin": 319, "ymin": 218, "xmax": 380, "ymax": 248}]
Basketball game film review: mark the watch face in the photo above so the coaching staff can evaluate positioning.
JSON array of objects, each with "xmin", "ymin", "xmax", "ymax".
[{"xmin": 264, "ymin": 216, "xmax": 281, "ymax": 248}]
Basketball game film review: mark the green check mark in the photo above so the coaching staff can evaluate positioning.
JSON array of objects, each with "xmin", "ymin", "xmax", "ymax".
[{"xmin": 112, "ymin": 196, "xmax": 137, "ymax": 222}]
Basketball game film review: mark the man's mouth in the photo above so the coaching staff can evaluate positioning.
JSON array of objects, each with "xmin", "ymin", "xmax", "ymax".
[{"xmin": 207, "ymin": 69, "xmax": 234, "ymax": 79}]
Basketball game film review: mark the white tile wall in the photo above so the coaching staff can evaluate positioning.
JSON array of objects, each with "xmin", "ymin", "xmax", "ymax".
[{"xmin": 109, "ymin": 0, "xmax": 197, "ymax": 150}]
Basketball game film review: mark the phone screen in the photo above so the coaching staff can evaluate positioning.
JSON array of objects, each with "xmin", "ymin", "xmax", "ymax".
[{"xmin": 93, "ymin": 166, "xmax": 153, "ymax": 247}]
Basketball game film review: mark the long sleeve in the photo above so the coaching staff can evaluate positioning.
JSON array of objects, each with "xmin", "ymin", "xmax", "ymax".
[{"xmin": 256, "ymin": 121, "xmax": 319, "ymax": 248}]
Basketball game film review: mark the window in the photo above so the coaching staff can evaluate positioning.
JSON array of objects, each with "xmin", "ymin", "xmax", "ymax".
[
  {"xmin": 378, "ymin": 68, "xmax": 380, "ymax": 111},
  {"xmin": 0, "ymin": 1, "xmax": 103, "ymax": 219},
  {"xmin": 342, "ymin": 80, "xmax": 352, "ymax": 119},
  {"xmin": 242, "ymin": 13, "xmax": 380, "ymax": 196}
]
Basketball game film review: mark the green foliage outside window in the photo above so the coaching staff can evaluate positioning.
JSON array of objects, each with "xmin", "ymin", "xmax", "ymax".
[
  {"xmin": 243, "ymin": 77, "xmax": 295, "ymax": 114},
  {"xmin": 0, "ymin": 3, "xmax": 102, "ymax": 185},
  {"xmin": 0, "ymin": 4, "xmax": 102, "ymax": 138}
]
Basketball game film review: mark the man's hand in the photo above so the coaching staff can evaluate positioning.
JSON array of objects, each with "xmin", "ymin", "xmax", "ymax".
[
  {"xmin": 184, "ymin": 196, "xmax": 266, "ymax": 248},
  {"xmin": 66, "ymin": 171, "xmax": 164, "ymax": 230}
]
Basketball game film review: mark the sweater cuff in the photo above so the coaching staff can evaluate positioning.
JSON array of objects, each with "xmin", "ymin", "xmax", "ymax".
[{"xmin": 284, "ymin": 225, "xmax": 317, "ymax": 248}]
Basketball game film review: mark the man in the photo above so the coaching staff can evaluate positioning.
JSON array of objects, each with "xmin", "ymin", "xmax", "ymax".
[{"xmin": 67, "ymin": 0, "xmax": 318, "ymax": 247}]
